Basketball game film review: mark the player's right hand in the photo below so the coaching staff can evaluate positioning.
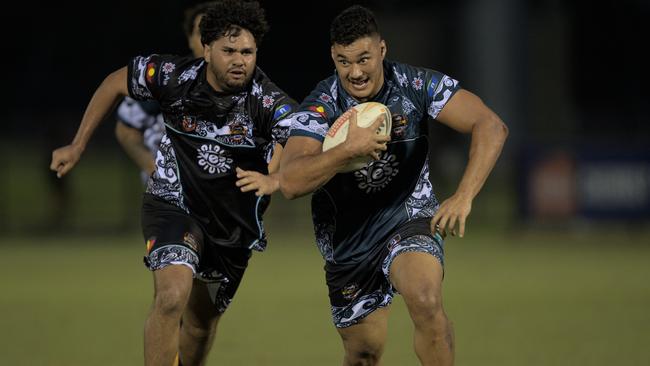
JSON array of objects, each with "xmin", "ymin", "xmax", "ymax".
[
  {"xmin": 343, "ymin": 110, "xmax": 390, "ymax": 160},
  {"xmin": 235, "ymin": 167, "xmax": 279, "ymax": 196},
  {"xmin": 430, "ymin": 193, "xmax": 473, "ymax": 238},
  {"xmin": 50, "ymin": 144, "xmax": 83, "ymax": 178}
]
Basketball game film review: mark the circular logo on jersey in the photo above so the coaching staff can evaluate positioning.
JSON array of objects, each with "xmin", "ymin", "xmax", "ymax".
[
  {"xmin": 197, "ymin": 144, "xmax": 233, "ymax": 174},
  {"xmin": 354, "ymin": 153, "xmax": 399, "ymax": 193}
]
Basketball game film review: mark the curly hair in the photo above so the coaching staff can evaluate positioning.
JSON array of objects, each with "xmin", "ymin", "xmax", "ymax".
[
  {"xmin": 330, "ymin": 5, "xmax": 380, "ymax": 46},
  {"xmin": 183, "ymin": 1, "xmax": 215, "ymax": 38},
  {"xmin": 200, "ymin": 0, "xmax": 269, "ymax": 45}
]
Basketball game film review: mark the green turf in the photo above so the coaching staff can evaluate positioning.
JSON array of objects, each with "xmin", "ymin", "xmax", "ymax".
[{"xmin": 1, "ymin": 228, "xmax": 649, "ymax": 365}]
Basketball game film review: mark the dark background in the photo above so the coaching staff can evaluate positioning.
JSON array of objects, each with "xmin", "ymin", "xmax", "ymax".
[
  {"xmin": 2, "ymin": 0, "xmax": 649, "ymax": 233},
  {"xmin": 7, "ymin": 0, "xmax": 648, "ymax": 141}
]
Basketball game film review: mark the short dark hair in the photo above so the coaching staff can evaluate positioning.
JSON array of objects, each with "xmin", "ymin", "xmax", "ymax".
[
  {"xmin": 200, "ymin": 0, "xmax": 269, "ymax": 46},
  {"xmin": 330, "ymin": 5, "xmax": 380, "ymax": 46},
  {"xmin": 183, "ymin": 2, "xmax": 215, "ymax": 37}
]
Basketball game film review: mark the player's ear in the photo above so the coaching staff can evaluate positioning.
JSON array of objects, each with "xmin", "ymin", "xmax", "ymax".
[
  {"xmin": 203, "ymin": 43, "xmax": 211, "ymax": 63},
  {"xmin": 380, "ymin": 40, "xmax": 387, "ymax": 59},
  {"xmin": 330, "ymin": 45, "xmax": 336, "ymax": 62}
]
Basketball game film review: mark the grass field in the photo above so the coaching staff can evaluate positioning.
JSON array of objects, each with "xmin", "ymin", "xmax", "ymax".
[{"xmin": 2, "ymin": 227, "xmax": 649, "ymax": 366}]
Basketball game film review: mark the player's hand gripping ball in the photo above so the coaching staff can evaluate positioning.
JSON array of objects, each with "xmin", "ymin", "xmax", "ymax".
[{"xmin": 322, "ymin": 102, "xmax": 392, "ymax": 172}]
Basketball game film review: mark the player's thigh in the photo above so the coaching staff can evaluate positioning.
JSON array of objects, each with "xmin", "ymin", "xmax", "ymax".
[
  {"xmin": 391, "ymin": 252, "xmax": 443, "ymax": 300},
  {"xmin": 151, "ymin": 265, "xmax": 194, "ymax": 312},
  {"xmin": 337, "ymin": 306, "xmax": 390, "ymax": 351},
  {"xmin": 386, "ymin": 234, "xmax": 445, "ymax": 301}
]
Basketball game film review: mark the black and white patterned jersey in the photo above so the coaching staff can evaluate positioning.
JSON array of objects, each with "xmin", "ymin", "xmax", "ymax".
[
  {"xmin": 127, "ymin": 54, "xmax": 296, "ymax": 251},
  {"xmin": 288, "ymin": 59, "xmax": 460, "ymax": 264},
  {"xmin": 116, "ymin": 96, "xmax": 165, "ymax": 183}
]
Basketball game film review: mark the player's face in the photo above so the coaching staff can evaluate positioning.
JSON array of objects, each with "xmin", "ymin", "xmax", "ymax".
[
  {"xmin": 188, "ymin": 14, "xmax": 204, "ymax": 58},
  {"xmin": 331, "ymin": 35, "xmax": 386, "ymax": 102},
  {"xmin": 204, "ymin": 28, "xmax": 257, "ymax": 93}
]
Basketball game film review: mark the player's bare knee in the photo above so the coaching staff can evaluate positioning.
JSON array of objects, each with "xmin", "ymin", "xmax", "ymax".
[
  {"xmin": 345, "ymin": 345, "xmax": 383, "ymax": 366},
  {"xmin": 341, "ymin": 334, "xmax": 384, "ymax": 365},
  {"xmin": 405, "ymin": 290, "xmax": 444, "ymax": 322},
  {"xmin": 153, "ymin": 286, "xmax": 190, "ymax": 317}
]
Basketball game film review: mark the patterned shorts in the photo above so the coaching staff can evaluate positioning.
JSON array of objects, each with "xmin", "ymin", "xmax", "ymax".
[
  {"xmin": 326, "ymin": 218, "xmax": 444, "ymax": 328},
  {"xmin": 141, "ymin": 194, "xmax": 251, "ymax": 313}
]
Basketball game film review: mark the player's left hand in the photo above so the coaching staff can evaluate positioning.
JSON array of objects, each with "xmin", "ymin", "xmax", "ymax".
[
  {"xmin": 235, "ymin": 167, "xmax": 279, "ymax": 196},
  {"xmin": 430, "ymin": 193, "xmax": 473, "ymax": 238}
]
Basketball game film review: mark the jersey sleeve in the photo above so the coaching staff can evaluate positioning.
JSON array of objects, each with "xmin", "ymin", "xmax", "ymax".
[
  {"xmin": 391, "ymin": 63, "xmax": 461, "ymax": 120},
  {"xmin": 127, "ymin": 54, "xmax": 174, "ymax": 101},
  {"xmin": 287, "ymin": 80, "xmax": 337, "ymax": 143},
  {"xmin": 425, "ymin": 69, "xmax": 461, "ymax": 119},
  {"xmin": 252, "ymin": 75, "xmax": 299, "ymax": 162}
]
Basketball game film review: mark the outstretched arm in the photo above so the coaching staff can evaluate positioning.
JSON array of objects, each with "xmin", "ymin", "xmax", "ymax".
[
  {"xmin": 430, "ymin": 89, "xmax": 509, "ymax": 237},
  {"xmin": 50, "ymin": 67, "xmax": 129, "ymax": 178},
  {"xmin": 279, "ymin": 110, "xmax": 390, "ymax": 199}
]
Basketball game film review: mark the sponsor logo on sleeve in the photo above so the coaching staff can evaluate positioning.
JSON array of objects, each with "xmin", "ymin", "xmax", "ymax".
[
  {"xmin": 308, "ymin": 105, "xmax": 327, "ymax": 118},
  {"xmin": 146, "ymin": 63, "xmax": 156, "ymax": 84},
  {"xmin": 427, "ymin": 76, "xmax": 439, "ymax": 98},
  {"xmin": 273, "ymin": 104, "xmax": 292, "ymax": 120}
]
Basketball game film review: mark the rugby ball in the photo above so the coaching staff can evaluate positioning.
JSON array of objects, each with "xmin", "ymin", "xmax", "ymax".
[{"xmin": 322, "ymin": 102, "xmax": 392, "ymax": 172}]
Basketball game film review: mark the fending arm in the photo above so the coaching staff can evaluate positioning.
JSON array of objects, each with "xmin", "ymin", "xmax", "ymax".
[{"xmin": 50, "ymin": 67, "xmax": 129, "ymax": 177}]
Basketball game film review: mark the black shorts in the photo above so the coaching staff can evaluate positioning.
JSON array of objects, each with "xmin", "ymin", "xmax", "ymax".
[
  {"xmin": 325, "ymin": 217, "xmax": 444, "ymax": 328},
  {"xmin": 141, "ymin": 194, "xmax": 251, "ymax": 313}
]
